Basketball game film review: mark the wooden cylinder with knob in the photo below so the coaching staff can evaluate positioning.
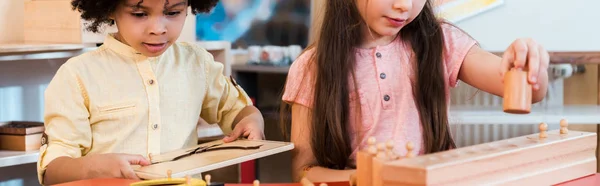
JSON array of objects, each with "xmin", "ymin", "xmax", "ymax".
[{"xmin": 503, "ymin": 68, "xmax": 532, "ymax": 114}]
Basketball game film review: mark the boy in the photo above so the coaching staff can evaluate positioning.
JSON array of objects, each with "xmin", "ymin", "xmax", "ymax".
[{"xmin": 38, "ymin": 0, "xmax": 265, "ymax": 185}]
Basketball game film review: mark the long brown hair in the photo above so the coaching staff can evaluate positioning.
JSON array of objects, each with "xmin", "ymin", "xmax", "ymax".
[{"xmin": 281, "ymin": 0, "xmax": 456, "ymax": 170}]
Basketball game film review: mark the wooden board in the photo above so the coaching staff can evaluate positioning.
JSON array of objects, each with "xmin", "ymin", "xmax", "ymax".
[
  {"xmin": 362, "ymin": 130, "xmax": 597, "ymax": 186},
  {"xmin": 134, "ymin": 139, "xmax": 294, "ymax": 180},
  {"xmin": 0, "ymin": 121, "xmax": 44, "ymax": 135}
]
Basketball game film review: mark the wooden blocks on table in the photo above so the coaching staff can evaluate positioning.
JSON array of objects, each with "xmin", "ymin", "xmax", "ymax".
[
  {"xmin": 355, "ymin": 121, "xmax": 597, "ymax": 186},
  {"xmin": 24, "ymin": 0, "xmax": 114, "ymax": 44},
  {"xmin": 503, "ymin": 68, "xmax": 532, "ymax": 114},
  {"xmin": 0, "ymin": 121, "xmax": 44, "ymax": 151}
]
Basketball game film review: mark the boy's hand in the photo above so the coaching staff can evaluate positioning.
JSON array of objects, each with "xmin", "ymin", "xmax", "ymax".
[
  {"xmin": 223, "ymin": 109, "xmax": 265, "ymax": 142},
  {"xmin": 500, "ymin": 38, "xmax": 550, "ymax": 90},
  {"xmin": 81, "ymin": 153, "xmax": 151, "ymax": 180}
]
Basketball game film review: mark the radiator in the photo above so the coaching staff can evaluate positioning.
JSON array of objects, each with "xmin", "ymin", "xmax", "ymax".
[{"xmin": 449, "ymin": 79, "xmax": 564, "ymax": 147}]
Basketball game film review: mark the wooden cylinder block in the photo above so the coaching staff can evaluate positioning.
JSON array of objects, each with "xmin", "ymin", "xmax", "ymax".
[{"xmin": 503, "ymin": 68, "xmax": 532, "ymax": 114}]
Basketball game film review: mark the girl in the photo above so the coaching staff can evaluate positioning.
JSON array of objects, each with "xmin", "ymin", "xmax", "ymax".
[
  {"xmin": 38, "ymin": 0, "xmax": 265, "ymax": 185},
  {"xmin": 281, "ymin": 0, "xmax": 549, "ymax": 182}
]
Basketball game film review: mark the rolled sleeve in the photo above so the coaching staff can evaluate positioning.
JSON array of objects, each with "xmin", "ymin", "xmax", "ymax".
[
  {"xmin": 37, "ymin": 63, "xmax": 91, "ymax": 185},
  {"xmin": 199, "ymin": 49, "xmax": 252, "ymax": 135}
]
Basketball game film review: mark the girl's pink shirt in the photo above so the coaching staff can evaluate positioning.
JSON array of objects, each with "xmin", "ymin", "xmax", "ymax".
[{"xmin": 282, "ymin": 23, "xmax": 477, "ymax": 164}]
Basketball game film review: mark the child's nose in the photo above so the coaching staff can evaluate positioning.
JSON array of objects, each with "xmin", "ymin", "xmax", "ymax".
[
  {"xmin": 148, "ymin": 18, "xmax": 168, "ymax": 35},
  {"xmin": 393, "ymin": 0, "xmax": 412, "ymax": 12}
]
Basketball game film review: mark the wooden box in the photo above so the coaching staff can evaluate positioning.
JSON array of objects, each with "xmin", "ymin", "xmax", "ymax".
[
  {"xmin": 24, "ymin": 0, "xmax": 115, "ymax": 44},
  {"xmin": 0, "ymin": 121, "xmax": 45, "ymax": 151}
]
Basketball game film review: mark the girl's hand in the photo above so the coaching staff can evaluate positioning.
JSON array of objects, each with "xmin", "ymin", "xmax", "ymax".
[{"xmin": 500, "ymin": 38, "xmax": 550, "ymax": 90}]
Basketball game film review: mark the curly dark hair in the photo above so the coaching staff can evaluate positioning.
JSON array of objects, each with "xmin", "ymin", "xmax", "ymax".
[{"xmin": 71, "ymin": 0, "xmax": 219, "ymax": 33}]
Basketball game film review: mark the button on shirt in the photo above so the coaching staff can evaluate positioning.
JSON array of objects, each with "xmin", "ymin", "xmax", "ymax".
[
  {"xmin": 37, "ymin": 34, "xmax": 252, "ymax": 183},
  {"xmin": 282, "ymin": 24, "xmax": 476, "ymax": 163}
]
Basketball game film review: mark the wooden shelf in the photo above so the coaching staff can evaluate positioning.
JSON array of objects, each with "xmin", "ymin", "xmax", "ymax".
[
  {"xmin": 0, "ymin": 44, "xmax": 96, "ymax": 62},
  {"xmin": 0, "ymin": 150, "xmax": 39, "ymax": 168},
  {"xmin": 231, "ymin": 64, "xmax": 290, "ymax": 74},
  {"xmin": 0, "ymin": 43, "xmax": 86, "ymax": 54},
  {"xmin": 449, "ymin": 105, "xmax": 600, "ymax": 125}
]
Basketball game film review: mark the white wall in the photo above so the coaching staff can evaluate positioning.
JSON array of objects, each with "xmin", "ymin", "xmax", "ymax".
[{"xmin": 455, "ymin": 0, "xmax": 600, "ymax": 52}]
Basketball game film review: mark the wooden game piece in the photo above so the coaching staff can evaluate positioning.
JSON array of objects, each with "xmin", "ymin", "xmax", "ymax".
[
  {"xmin": 405, "ymin": 141, "xmax": 414, "ymax": 158},
  {"xmin": 319, "ymin": 183, "xmax": 328, "ymax": 186},
  {"xmin": 349, "ymin": 173, "xmax": 357, "ymax": 186},
  {"xmin": 362, "ymin": 129, "xmax": 597, "ymax": 186},
  {"xmin": 503, "ymin": 68, "xmax": 532, "ymax": 114},
  {"xmin": 253, "ymin": 180, "xmax": 260, "ymax": 186},
  {"xmin": 375, "ymin": 143, "xmax": 387, "ymax": 159},
  {"xmin": 204, "ymin": 174, "xmax": 211, "ymax": 185},
  {"xmin": 186, "ymin": 175, "xmax": 191, "ymax": 185},
  {"xmin": 560, "ymin": 119, "xmax": 569, "ymax": 135},
  {"xmin": 167, "ymin": 170, "xmax": 172, "ymax": 179},
  {"xmin": 368, "ymin": 137, "xmax": 376, "ymax": 147},
  {"xmin": 300, "ymin": 177, "xmax": 315, "ymax": 186},
  {"xmin": 385, "ymin": 140, "xmax": 398, "ymax": 160},
  {"xmin": 539, "ymin": 122, "xmax": 548, "ymax": 139}
]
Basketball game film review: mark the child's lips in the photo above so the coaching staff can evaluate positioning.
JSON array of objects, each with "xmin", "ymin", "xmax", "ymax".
[
  {"xmin": 385, "ymin": 17, "xmax": 407, "ymax": 27},
  {"xmin": 143, "ymin": 42, "xmax": 167, "ymax": 53}
]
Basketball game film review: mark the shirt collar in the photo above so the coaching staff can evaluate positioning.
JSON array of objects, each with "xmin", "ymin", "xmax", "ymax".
[{"xmin": 103, "ymin": 34, "xmax": 142, "ymax": 57}]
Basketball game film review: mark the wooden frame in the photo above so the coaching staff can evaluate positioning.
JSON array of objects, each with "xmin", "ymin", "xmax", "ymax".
[{"xmin": 355, "ymin": 129, "xmax": 597, "ymax": 186}]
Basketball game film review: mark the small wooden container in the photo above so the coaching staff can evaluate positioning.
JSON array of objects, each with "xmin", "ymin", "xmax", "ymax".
[
  {"xmin": 503, "ymin": 68, "xmax": 532, "ymax": 114},
  {"xmin": 0, "ymin": 121, "xmax": 45, "ymax": 151}
]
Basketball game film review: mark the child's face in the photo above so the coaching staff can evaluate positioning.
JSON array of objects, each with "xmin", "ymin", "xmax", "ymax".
[
  {"xmin": 356, "ymin": 0, "xmax": 427, "ymax": 37},
  {"xmin": 113, "ymin": 0, "xmax": 188, "ymax": 57}
]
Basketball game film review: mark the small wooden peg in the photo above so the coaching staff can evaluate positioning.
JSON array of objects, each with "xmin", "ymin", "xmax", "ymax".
[
  {"xmin": 376, "ymin": 143, "xmax": 386, "ymax": 158},
  {"xmin": 301, "ymin": 177, "xmax": 315, "ymax": 186},
  {"xmin": 253, "ymin": 180, "xmax": 260, "ymax": 186},
  {"xmin": 167, "ymin": 170, "xmax": 172, "ymax": 179},
  {"xmin": 385, "ymin": 140, "xmax": 396, "ymax": 160},
  {"xmin": 539, "ymin": 122, "xmax": 548, "ymax": 139},
  {"xmin": 205, "ymin": 174, "xmax": 211, "ymax": 185},
  {"xmin": 319, "ymin": 183, "xmax": 328, "ymax": 186},
  {"xmin": 560, "ymin": 119, "xmax": 569, "ymax": 135},
  {"xmin": 349, "ymin": 173, "xmax": 357, "ymax": 186},
  {"xmin": 406, "ymin": 141, "xmax": 414, "ymax": 158},
  {"xmin": 185, "ymin": 175, "xmax": 191, "ymax": 185},
  {"xmin": 367, "ymin": 137, "xmax": 376, "ymax": 146}
]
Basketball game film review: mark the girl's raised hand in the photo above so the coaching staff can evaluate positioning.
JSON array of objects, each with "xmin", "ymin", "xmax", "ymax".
[{"xmin": 500, "ymin": 38, "xmax": 550, "ymax": 90}]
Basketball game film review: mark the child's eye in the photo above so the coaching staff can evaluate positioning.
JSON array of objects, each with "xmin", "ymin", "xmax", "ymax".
[
  {"xmin": 131, "ymin": 12, "xmax": 147, "ymax": 17},
  {"xmin": 166, "ymin": 11, "xmax": 182, "ymax": 16}
]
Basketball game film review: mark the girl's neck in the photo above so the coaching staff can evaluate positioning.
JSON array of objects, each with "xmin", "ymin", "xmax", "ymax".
[{"xmin": 358, "ymin": 26, "xmax": 398, "ymax": 49}]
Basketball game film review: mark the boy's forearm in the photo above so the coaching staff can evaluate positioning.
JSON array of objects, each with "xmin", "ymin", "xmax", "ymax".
[
  {"xmin": 231, "ymin": 105, "xmax": 264, "ymax": 129},
  {"xmin": 43, "ymin": 156, "xmax": 88, "ymax": 185}
]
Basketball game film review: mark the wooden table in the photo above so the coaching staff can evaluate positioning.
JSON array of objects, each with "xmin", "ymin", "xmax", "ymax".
[{"xmin": 52, "ymin": 173, "xmax": 600, "ymax": 186}]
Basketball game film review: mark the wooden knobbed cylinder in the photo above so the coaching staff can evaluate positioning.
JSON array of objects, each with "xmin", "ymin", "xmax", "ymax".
[{"xmin": 503, "ymin": 68, "xmax": 532, "ymax": 114}]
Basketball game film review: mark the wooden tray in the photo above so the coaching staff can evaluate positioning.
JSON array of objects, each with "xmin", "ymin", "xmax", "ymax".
[
  {"xmin": 0, "ymin": 121, "xmax": 44, "ymax": 135},
  {"xmin": 134, "ymin": 139, "xmax": 294, "ymax": 180}
]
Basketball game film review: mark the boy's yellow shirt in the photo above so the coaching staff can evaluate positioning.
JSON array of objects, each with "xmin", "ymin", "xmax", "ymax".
[{"xmin": 37, "ymin": 34, "xmax": 252, "ymax": 184}]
